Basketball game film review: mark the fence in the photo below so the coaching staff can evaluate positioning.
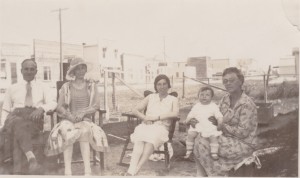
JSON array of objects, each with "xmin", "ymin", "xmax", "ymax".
[
  {"xmin": 101, "ymin": 67, "xmax": 298, "ymax": 121},
  {"xmin": 0, "ymin": 69, "xmax": 297, "ymax": 124}
]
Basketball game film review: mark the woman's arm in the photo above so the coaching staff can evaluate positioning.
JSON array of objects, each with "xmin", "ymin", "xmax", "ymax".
[
  {"xmin": 132, "ymin": 96, "xmax": 149, "ymax": 121},
  {"xmin": 220, "ymin": 103, "xmax": 257, "ymax": 139},
  {"xmin": 133, "ymin": 95, "xmax": 179, "ymax": 122},
  {"xmin": 213, "ymin": 104, "xmax": 224, "ymax": 130},
  {"xmin": 56, "ymin": 86, "xmax": 75, "ymax": 122}
]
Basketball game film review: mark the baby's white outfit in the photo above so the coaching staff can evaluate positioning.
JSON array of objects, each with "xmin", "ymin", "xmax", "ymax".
[{"xmin": 186, "ymin": 102, "xmax": 223, "ymax": 138}]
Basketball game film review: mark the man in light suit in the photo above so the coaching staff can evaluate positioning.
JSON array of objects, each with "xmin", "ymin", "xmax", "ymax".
[{"xmin": 0, "ymin": 58, "xmax": 57, "ymax": 174}]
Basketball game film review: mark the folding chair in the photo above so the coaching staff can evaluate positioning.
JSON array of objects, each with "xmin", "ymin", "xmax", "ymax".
[
  {"xmin": 55, "ymin": 81, "xmax": 106, "ymax": 175},
  {"xmin": 118, "ymin": 91, "xmax": 180, "ymax": 170}
]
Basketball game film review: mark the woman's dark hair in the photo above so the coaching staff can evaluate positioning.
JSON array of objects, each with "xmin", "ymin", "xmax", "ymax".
[
  {"xmin": 154, "ymin": 74, "xmax": 171, "ymax": 92},
  {"xmin": 198, "ymin": 86, "xmax": 214, "ymax": 97},
  {"xmin": 222, "ymin": 67, "xmax": 244, "ymax": 84}
]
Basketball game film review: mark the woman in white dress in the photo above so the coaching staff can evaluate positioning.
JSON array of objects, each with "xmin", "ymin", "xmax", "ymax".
[{"xmin": 126, "ymin": 74, "xmax": 179, "ymax": 176}]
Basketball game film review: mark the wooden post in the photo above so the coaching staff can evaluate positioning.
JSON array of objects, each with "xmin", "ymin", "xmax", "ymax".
[
  {"xmin": 265, "ymin": 65, "xmax": 271, "ymax": 103},
  {"xmin": 263, "ymin": 74, "xmax": 267, "ymax": 103},
  {"xmin": 104, "ymin": 70, "xmax": 109, "ymax": 120},
  {"xmin": 182, "ymin": 73, "xmax": 185, "ymax": 98},
  {"xmin": 145, "ymin": 74, "xmax": 147, "ymax": 90},
  {"xmin": 207, "ymin": 77, "xmax": 210, "ymax": 85},
  {"xmin": 112, "ymin": 72, "xmax": 116, "ymax": 110},
  {"xmin": 293, "ymin": 48, "xmax": 299, "ymax": 82}
]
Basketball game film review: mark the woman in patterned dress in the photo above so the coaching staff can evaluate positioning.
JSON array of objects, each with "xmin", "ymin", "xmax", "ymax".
[
  {"xmin": 126, "ymin": 74, "xmax": 179, "ymax": 176},
  {"xmin": 191, "ymin": 67, "xmax": 258, "ymax": 176},
  {"xmin": 44, "ymin": 58, "xmax": 109, "ymax": 176}
]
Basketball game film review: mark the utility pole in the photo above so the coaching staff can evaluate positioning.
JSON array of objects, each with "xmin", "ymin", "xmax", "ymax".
[
  {"xmin": 51, "ymin": 8, "xmax": 69, "ymax": 81},
  {"xmin": 163, "ymin": 36, "xmax": 166, "ymax": 62}
]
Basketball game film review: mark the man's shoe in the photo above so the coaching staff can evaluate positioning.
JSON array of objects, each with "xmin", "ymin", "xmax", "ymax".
[{"xmin": 28, "ymin": 158, "xmax": 41, "ymax": 175}]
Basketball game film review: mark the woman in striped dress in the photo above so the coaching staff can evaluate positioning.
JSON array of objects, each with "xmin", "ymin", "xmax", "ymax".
[{"xmin": 44, "ymin": 58, "xmax": 109, "ymax": 176}]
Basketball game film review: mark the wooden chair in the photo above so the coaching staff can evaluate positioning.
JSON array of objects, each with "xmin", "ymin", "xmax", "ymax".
[
  {"xmin": 54, "ymin": 81, "xmax": 106, "ymax": 175},
  {"xmin": 118, "ymin": 91, "xmax": 180, "ymax": 170}
]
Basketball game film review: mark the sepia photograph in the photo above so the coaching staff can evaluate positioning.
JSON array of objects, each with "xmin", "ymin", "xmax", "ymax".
[{"xmin": 0, "ymin": 0, "xmax": 299, "ymax": 176}]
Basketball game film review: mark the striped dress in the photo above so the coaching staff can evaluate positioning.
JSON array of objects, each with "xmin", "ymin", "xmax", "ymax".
[{"xmin": 70, "ymin": 84, "xmax": 93, "ymax": 142}]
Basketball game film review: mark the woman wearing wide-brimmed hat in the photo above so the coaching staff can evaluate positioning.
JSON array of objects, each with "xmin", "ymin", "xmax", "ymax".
[{"xmin": 44, "ymin": 58, "xmax": 109, "ymax": 176}]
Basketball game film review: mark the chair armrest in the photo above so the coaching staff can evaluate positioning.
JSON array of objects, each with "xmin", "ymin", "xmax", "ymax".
[
  {"xmin": 45, "ymin": 110, "xmax": 56, "ymax": 129},
  {"xmin": 98, "ymin": 109, "xmax": 106, "ymax": 114},
  {"xmin": 173, "ymin": 117, "xmax": 180, "ymax": 121},
  {"xmin": 122, "ymin": 112, "xmax": 141, "ymax": 135},
  {"xmin": 97, "ymin": 109, "xmax": 106, "ymax": 127},
  {"xmin": 46, "ymin": 110, "xmax": 54, "ymax": 116}
]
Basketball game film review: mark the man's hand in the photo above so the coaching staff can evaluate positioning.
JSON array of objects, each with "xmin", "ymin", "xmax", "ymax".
[
  {"xmin": 29, "ymin": 107, "xmax": 45, "ymax": 121},
  {"xmin": 188, "ymin": 118, "xmax": 199, "ymax": 128}
]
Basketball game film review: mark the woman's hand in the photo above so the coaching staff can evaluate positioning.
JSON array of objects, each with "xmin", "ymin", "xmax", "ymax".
[
  {"xmin": 74, "ymin": 112, "xmax": 85, "ymax": 122},
  {"xmin": 143, "ymin": 120, "xmax": 154, "ymax": 125},
  {"xmin": 142, "ymin": 115, "xmax": 159, "ymax": 125},
  {"xmin": 188, "ymin": 118, "xmax": 199, "ymax": 128},
  {"xmin": 208, "ymin": 116, "xmax": 218, "ymax": 126}
]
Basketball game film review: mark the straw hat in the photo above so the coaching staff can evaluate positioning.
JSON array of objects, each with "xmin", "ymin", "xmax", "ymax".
[{"xmin": 66, "ymin": 58, "xmax": 88, "ymax": 80}]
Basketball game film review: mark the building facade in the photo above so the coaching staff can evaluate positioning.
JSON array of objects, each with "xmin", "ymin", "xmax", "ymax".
[
  {"xmin": 186, "ymin": 56, "xmax": 211, "ymax": 78},
  {"xmin": 120, "ymin": 53, "xmax": 148, "ymax": 84},
  {"xmin": 34, "ymin": 39, "xmax": 84, "ymax": 86},
  {"xmin": 208, "ymin": 58, "xmax": 230, "ymax": 76},
  {"xmin": 0, "ymin": 43, "xmax": 31, "ymax": 86},
  {"xmin": 278, "ymin": 56, "xmax": 296, "ymax": 75}
]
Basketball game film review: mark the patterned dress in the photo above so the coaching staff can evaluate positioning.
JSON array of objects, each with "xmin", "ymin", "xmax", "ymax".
[
  {"xmin": 194, "ymin": 92, "xmax": 257, "ymax": 176},
  {"xmin": 44, "ymin": 81, "xmax": 109, "ymax": 156}
]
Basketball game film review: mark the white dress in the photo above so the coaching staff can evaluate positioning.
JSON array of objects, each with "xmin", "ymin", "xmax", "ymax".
[
  {"xmin": 186, "ymin": 102, "xmax": 223, "ymax": 138},
  {"xmin": 130, "ymin": 93, "xmax": 178, "ymax": 149}
]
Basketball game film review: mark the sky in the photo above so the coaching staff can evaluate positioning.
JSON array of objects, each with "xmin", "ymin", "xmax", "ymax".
[{"xmin": 0, "ymin": 0, "xmax": 299, "ymax": 70}]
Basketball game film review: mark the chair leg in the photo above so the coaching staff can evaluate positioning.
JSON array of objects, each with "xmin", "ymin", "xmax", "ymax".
[
  {"xmin": 165, "ymin": 153, "xmax": 170, "ymax": 170},
  {"xmin": 164, "ymin": 143, "xmax": 170, "ymax": 170},
  {"xmin": 119, "ymin": 138, "xmax": 130, "ymax": 165},
  {"xmin": 57, "ymin": 154, "xmax": 63, "ymax": 165},
  {"xmin": 93, "ymin": 150, "xmax": 96, "ymax": 166},
  {"xmin": 100, "ymin": 152, "xmax": 104, "ymax": 176}
]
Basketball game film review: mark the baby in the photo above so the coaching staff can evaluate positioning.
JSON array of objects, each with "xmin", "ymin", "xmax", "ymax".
[{"xmin": 184, "ymin": 86, "xmax": 223, "ymax": 160}]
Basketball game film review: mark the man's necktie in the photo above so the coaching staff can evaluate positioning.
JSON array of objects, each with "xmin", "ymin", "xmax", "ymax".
[{"xmin": 25, "ymin": 82, "xmax": 33, "ymax": 107}]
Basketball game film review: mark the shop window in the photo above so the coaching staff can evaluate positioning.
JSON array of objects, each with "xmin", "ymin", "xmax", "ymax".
[
  {"xmin": 0, "ymin": 61, "xmax": 6, "ymax": 79},
  {"xmin": 43, "ymin": 66, "xmax": 51, "ymax": 81},
  {"xmin": 10, "ymin": 63, "xmax": 17, "ymax": 84}
]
